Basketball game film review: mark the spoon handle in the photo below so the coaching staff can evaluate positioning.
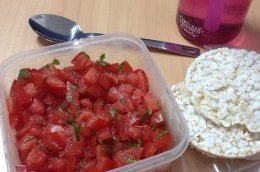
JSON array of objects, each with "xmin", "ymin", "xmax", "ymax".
[{"xmin": 82, "ymin": 33, "xmax": 200, "ymax": 57}]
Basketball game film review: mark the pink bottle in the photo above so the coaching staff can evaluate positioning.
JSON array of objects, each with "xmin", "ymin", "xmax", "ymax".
[{"xmin": 176, "ymin": 0, "xmax": 252, "ymax": 45}]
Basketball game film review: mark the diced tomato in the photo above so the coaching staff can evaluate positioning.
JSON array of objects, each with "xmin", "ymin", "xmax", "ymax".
[
  {"xmin": 42, "ymin": 125, "xmax": 66, "ymax": 153},
  {"xmin": 131, "ymin": 88, "xmax": 145, "ymax": 106},
  {"xmin": 16, "ymin": 124, "xmax": 43, "ymax": 140},
  {"xmin": 149, "ymin": 111, "xmax": 165, "ymax": 126},
  {"xmin": 7, "ymin": 53, "xmax": 173, "ymax": 172},
  {"xmin": 48, "ymin": 111, "xmax": 67, "ymax": 125},
  {"xmin": 127, "ymin": 126, "xmax": 142, "ymax": 140},
  {"xmin": 80, "ymin": 98, "xmax": 92, "ymax": 109},
  {"xmin": 83, "ymin": 67, "xmax": 99, "ymax": 85},
  {"xmin": 86, "ymin": 84, "xmax": 105, "ymax": 98},
  {"xmin": 98, "ymin": 128, "xmax": 112, "ymax": 143},
  {"xmin": 6, "ymin": 98, "xmax": 15, "ymax": 115},
  {"xmin": 96, "ymin": 157, "xmax": 115, "ymax": 172},
  {"xmin": 96, "ymin": 144, "xmax": 110, "ymax": 160},
  {"xmin": 27, "ymin": 115, "xmax": 46, "ymax": 126},
  {"xmin": 17, "ymin": 87, "xmax": 33, "ymax": 105},
  {"xmin": 80, "ymin": 124, "xmax": 92, "ymax": 137},
  {"xmin": 141, "ymin": 125, "xmax": 153, "ymax": 142},
  {"xmin": 28, "ymin": 99, "xmax": 45, "ymax": 115},
  {"xmin": 83, "ymin": 136, "xmax": 97, "ymax": 160},
  {"xmin": 128, "ymin": 70, "xmax": 148, "ymax": 92},
  {"xmin": 97, "ymin": 73, "xmax": 113, "ymax": 90},
  {"xmin": 47, "ymin": 157, "xmax": 68, "ymax": 172},
  {"xmin": 86, "ymin": 115, "xmax": 108, "ymax": 132},
  {"xmin": 31, "ymin": 70, "xmax": 46, "ymax": 88},
  {"xmin": 153, "ymin": 129, "xmax": 173, "ymax": 153},
  {"xmin": 25, "ymin": 146, "xmax": 48, "ymax": 169},
  {"xmin": 16, "ymin": 165, "xmax": 31, "ymax": 172},
  {"xmin": 62, "ymin": 136, "xmax": 84, "ymax": 157},
  {"xmin": 71, "ymin": 52, "xmax": 93, "ymax": 71},
  {"xmin": 107, "ymin": 86, "xmax": 121, "ymax": 102},
  {"xmin": 118, "ymin": 84, "xmax": 134, "ymax": 96},
  {"xmin": 119, "ymin": 61, "xmax": 133, "ymax": 73},
  {"xmin": 113, "ymin": 147, "xmax": 143, "ymax": 167},
  {"xmin": 142, "ymin": 142, "xmax": 157, "ymax": 158},
  {"xmin": 82, "ymin": 160, "xmax": 98, "ymax": 172},
  {"xmin": 144, "ymin": 93, "xmax": 160, "ymax": 112},
  {"xmin": 105, "ymin": 63, "xmax": 119, "ymax": 73},
  {"xmin": 60, "ymin": 69, "xmax": 81, "ymax": 84},
  {"xmin": 17, "ymin": 134, "xmax": 38, "ymax": 160},
  {"xmin": 45, "ymin": 77, "xmax": 66, "ymax": 96}
]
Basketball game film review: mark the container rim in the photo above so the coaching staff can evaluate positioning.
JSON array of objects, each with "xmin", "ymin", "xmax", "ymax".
[{"xmin": 0, "ymin": 33, "xmax": 189, "ymax": 172}]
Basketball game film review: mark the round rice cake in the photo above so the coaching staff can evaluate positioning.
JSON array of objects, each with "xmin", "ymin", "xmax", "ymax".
[
  {"xmin": 171, "ymin": 82, "xmax": 260, "ymax": 159},
  {"xmin": 185, "ymin": 48, "xmax": 260, "ymax": 134}
]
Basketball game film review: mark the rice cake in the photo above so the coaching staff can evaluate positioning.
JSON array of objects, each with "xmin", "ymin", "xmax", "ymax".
[
  {"xmin": 171, "ymin": 82, "xmax": 260, "ymax": 158},
  {"xmin": 185, "ymin": 48, "xmax": 260, "ymax": 134}
]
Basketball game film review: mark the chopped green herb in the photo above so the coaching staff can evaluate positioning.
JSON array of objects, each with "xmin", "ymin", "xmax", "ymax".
[
  {"xmin": 163, "ymin": 111, "xmax": 167, "ymax": 116},
  {"xmin": 119, "ymin": 98, "xmax": 124, "ymax": 103},
  {"xmin": 125, "ymin": 156, "xmax": 137, "ymax": 164},
  {"xmin": 52, "ymin": 58, "xmax": 60, "ymax": 65},
  {"xmin": 157, "ymin": 100, "xmax": 161, "ymax": 108},
  {"xmin": 99, "ymin": 53, "xmax": 107, "ymax": 66},
  {"xmin": 130, "ymin": 138, "xmax": 142, "ymax": 148},
  {"xmin": 140, "ymin": 110, "xmax": 152, "ymax": 123},
  {"xmin": 40, "ymin": 145, "xmax": 50, "ymax": 153},
  {"xmin": 73, "ymin": 125, "xmax": 80, "ymax": 141},
  {"xmin": 18, "ymin": 69, "xmax": 26, "ymax": 79},
  {"xmin": 71, "ymin": 84, "xmax": 78, "ymax": 91},
  {"xmin": 66, "ymin": 119, "xmax": 75, "ymax": 125},
  {"xmin": 117, "ymin": 63, "xmax": 123, "ymax": 72},
  {"xmin": 66, "ymin": 119, "xmax": 80, "ymax": 141},
  {"xmin": 156, "ymin": 130, "xmax": 168, "ymax": 140},
  {"xmin": 109, "ymin": 107, "xmax": 117, "ymax": 118},
  {"xmin": 41, "ymin": 64, "xmax": 50, "ymax": 69},
  {"xmin": 24, "ymin": 136, "xmax": 36, "ymax": 142},
  {"xmin": 66, "ymin": 94, "xmax": 73, "ymax": 102},
  {"xmin": 137, "ymin": 137, "xmax": 142, "ymax": 146},
  {"xmin": 152, "ymin": 125, "xmax": 157, "ymax": 131}
]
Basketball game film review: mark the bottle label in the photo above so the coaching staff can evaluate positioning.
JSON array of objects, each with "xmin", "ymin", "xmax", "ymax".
[{"xmin": 179, "ymin": 15, "xmax": 203, "ymax": 38}]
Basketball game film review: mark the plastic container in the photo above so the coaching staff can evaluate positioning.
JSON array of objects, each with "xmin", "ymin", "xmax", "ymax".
[
  {"xmin": 0, "ymin": 33, "xmax": 189, "ymax": 172},
  {"xmin": 176, "ymin": 0, "xmax": 252, "ymax": 45}
]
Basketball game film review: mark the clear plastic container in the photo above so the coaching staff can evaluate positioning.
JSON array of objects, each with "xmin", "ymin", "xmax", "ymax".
[{"xmin": 0, "ymin": 33, "xmax": 189, "ymax": 172}]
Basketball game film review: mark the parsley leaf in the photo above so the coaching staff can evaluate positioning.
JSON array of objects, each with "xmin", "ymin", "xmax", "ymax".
[
  {"xmin": 66, "ymin": 94, "xmax": 73, "ymax": 102},
  {"xmin": 66, "ymin": 119, "xmax": 75, "ymax": 125},
  {"xmin": 73, "ymin": 125, "xmax": 80, "ymax": 141},
  {"xmin": 66, "ymin": 119, "xmax": 80, "ymax": 141},
  {"xmin": 156, "ymin": 130, "xmax": 168, "ymax": 140},
  {"xmin": 40, "ymin": 145, "xmax": 50, "ymax": 153},
  {"xmin": 24, "ymin": 136, "xmax": 36, "ymax": 142},
  {"xmin": 99, "ymin": 53, "xmax": 107, "ymax": 66},
  {"xmin": 18, "ymin": 69, "xmax": 26, "ymax": 79},
  {"xmin": 71, "ymin": 84, "xmax": 78, "ymax": 91},
  {"xmin": 117, "ymin": 63, "xmax": 123, "ymax": 72},
  {"xmin": 130, "ymin": 138, "xmax": 142, "ymax": 148},
  {"xmin": 140, "ymin": 109, "xmax": 152, "ymax": 123},
  {"xmin": 163, "ymin": 111, "xmax": 167, "ymax": 116},
  {"xmin": 125, "ymin": 156, "xmax": 137, "ymax": 164},
  {"xmin": 109, "ymin": 107, "xmax": 117, "ymax": 118},
  {"xmin": 52, "ymin": 58, "xmax": 60, "ymax": 65}
]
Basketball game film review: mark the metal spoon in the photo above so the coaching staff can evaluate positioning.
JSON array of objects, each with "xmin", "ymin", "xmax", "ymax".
[{"xmin": 29, "ymin": 14, "xmax": 200, "ymax": 57}]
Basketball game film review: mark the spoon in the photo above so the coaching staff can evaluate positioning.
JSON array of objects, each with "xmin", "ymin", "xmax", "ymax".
[{"xmin": 29, "ymin": 14, "xmax": 200, "ymax": 57}]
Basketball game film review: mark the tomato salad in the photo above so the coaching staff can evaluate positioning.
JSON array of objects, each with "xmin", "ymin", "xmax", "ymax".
[{"xmin": 6, "ymin": 52, "xmax": 173, "ymax": 172}]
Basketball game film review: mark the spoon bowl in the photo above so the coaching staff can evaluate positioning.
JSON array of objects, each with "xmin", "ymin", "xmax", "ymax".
[{"xmin": 29, "ymin": 14, "xmax": 200, "ymax": 57}]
